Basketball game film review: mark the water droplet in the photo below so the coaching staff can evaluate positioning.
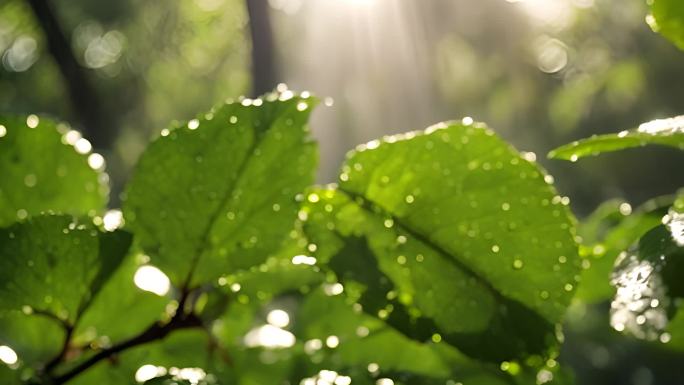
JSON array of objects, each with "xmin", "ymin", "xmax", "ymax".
[
  {"xmin": 26, "ymin": 114, "xmax": 39, "ymax": 128},
  {"xmin": 187, "ymin": 119, "xmax": 200, "ymax": 130},
  {"xmin": 0, "ymin": 125, "xmax": 6, "ymax": 138},
  {"xmin": 491, "ymin": 245, "xmax": 500, "ymax": 253},
  {"xmin": 24, "ymin": 174, "xmax": 37, "ymax": 187},
  {"xmin": 16, "ymin": 209, "xmax": 28, "ymax": 220},
  {"xmin": 513, "ymin": 259, "xmax": 524, "ymax": 269}
]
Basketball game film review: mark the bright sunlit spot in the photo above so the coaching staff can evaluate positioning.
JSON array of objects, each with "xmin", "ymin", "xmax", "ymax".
[
  {"xmin": 102, "ymin": 209, "xmax": 123, "ymax": 231},
  {"xmin": 266, "ymin": 309, "xmax": 290, "ymax": 328},
  {"xmin": 133, "ymin": 265, "xmax": 171, "ymax": 296},
  {"xmin": 74, "ymin": 137, "xmax": 93, "ymax": 154},
  {"xmin": 135, "ymin": 364, "xmax": 167, "ymax": 383},
  {"xmin": 292, "ymin": 254, "xmax": 317, "ymax": 265},
  {"xmin": 134, "ymin": 365, "xmax": 206, "ymax": 384},
  {"xmin": 0, "ymin": 345, "xmax": 18, "ymax": 365},
  {"xmin": 87, "ymin": 153, "xmax": 106, "ymax": 171},
  {"xmin": 244, "ymin": 324, "xmax": 295, "ymax": 349}
]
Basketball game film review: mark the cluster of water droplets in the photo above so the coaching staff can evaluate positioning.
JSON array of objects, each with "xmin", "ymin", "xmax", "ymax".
[
  {"xmin": 610, "ymin": 251, "xmax": 670, "ymax": 342},
  {"xmin": 637, "ymin": 115, "xmax": 684, "ymax": 135},
  {"xmin": 299, "ymin": 370, "xmax": 353, "ymax": 385},
  {"xmin": 134, "ymin": 364, "xmax": 212, "ymax": 384}
]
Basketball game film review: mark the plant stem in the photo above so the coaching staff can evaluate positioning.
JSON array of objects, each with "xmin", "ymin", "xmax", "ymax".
[{"xmin": 50, "ymin": 294, "xmax": 202, "ymax": 384}]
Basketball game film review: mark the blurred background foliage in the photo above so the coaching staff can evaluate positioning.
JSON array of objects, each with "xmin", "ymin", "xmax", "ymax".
[{"xmin": 1, "ymin": 0, "xmax": 684, "ymax": 384}]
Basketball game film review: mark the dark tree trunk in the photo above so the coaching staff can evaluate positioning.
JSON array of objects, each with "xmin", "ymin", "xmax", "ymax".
[
  {"xmin": 245, "ymin": 0, "xmax": 278, "ymax": 97},
  {"xmin": 25, "ymin": 0, "xmax": 111, "ymax": 149}
]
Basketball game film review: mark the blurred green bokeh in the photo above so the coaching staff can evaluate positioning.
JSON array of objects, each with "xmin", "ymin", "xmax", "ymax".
[{"xmin": 2, "ymin": 1, "xmax": 684, "ymax": 384}]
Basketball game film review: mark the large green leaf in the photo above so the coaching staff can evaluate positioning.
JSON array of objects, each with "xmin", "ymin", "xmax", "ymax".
[
  {"xmin": 303, "ymin": 120, "xmax": 580, "ymax": 362},
  {"xmin": 0, "ymin": 115, "xmax": 108, "ymax": 226},
  {"xmin": 548, "ymin": 115, "xmax": 684, "ymax": 161},
  {"xmin": 648, "ymin": 0, "xmax": 684, "ymax": 50},
  {"xmin": 0, "ymin": 215, "xmax": 132, "ymax": 324},
  {"xmin": 123, "ymin": 94, "xmax": 318, "ymax": 287},
  {"xmin": 609, "ymin": 209, "xmax": 684, "ymax": 343}
]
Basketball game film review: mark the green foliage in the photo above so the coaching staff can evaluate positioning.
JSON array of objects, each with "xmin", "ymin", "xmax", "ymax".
[
  {"xmin": 575, "ymin": 196, "xmax": 672, "ymax": 303},
  {"xmin": 123, "ymin": 95, "xmax": 317, "ymax": 287},
  {"xmin": 0, "ymin": 115, "xmax": 108, "ymax": 226},
  {"xmin": 548, "ymin": 115, "xmax": 684, "ymax": 161},
  {"xmin": 608, "ymin": 211, "xmax": 684, "ymax": 343},
  {"xmin": 648, "ymin": 0, "xmax": 684, "ymax": 50},
  {"xmin": 0, "ymin": 94, "xmax": 583, "ymax": 384},
  {"xmin": 0, "ymin": 215, "xmax": 131, "ymax": 322},
  {"xmin": 302, "ymin": 121, "xmax": 579, "ymax": 364}
]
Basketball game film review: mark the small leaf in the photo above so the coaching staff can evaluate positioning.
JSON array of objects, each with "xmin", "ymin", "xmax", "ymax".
[
  {"xmin": 576, "ymin": 196, "xmax": 672, "ymax": 303},
  {"xmin": 0, "ymin": 215, "xmax": 131, "ymax": 324},
  {"xmin": 0, "ymin": 115, "xmax": 108, "ymax": 226},
  {"xmin": 648, "ymin": 0, "xmax": 684, "ymax": 50},
  {"xmin": 123, "ymin": 93, "xmax": 318, "ymax": 287},
  {"xmin": 548, "ymin": 115, "xmax": 684, "ymax": 161},
  {"xmin": 303, "ymin": 120, "xmax": 579, "ymax": 362},
  {"xmin": 609, "ymin": 209, "xmax": 684, "ymax": 342}
]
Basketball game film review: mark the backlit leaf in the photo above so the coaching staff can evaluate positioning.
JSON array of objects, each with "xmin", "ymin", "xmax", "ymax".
[
  {"xmin": 548, "ymin": 115, "xmax": 684, "ymax": 161},
  {"xmin": 0, "ymin": 115, "xmax": 108, "ymax": 227},
  {"xmin": 123, "ymin": 94, "xmax": 318, "ymax": 287},
  {"xmin": 303, "ymin": 120, "xmax": 579, "ymax": 362}
]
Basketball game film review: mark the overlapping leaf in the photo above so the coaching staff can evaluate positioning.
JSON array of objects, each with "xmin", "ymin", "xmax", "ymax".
[
  {"xmin": 0, "ymin": 214, "xmax": 132, "ymax": 374},
  {"xmin": 609, "ymin": 209, "xmax": 684, "ymax": 342},
  {"xmin": 0, "ymin": 215, "xmax": 131, "ymax": 323},
  {"xmin": 648, "ymin": 0, "xmax": 684, "ymax": 50},
  {"xmin": 548, "ymin": 115, "xmax": 684, "ymax": 161},
  {"xmin": 303, "ymin": 120, "xmax": 580, "ymax": 362},
  {"xmin": 575, "ymin": 197, "xmax": 672, "ymax": 303},
  {"xmin": 123, "ymin": 94, "xmax": 318, "ymax": 287},
  {"xmin": 0, "ymin": 116, "xmax": 108, "ymax": 226}
]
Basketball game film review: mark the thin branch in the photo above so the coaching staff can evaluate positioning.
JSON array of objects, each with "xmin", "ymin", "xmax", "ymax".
[
  {"xmin": 44, "ymin": 324, "xmax": 74, "ymax": 374},
  {"xmin": 29, "ymin": 309, "xmax": 72, "ymax": 330},
  {"xmin": 245, "ymin": 0, "xmax": 279, "ymax": 96},
  {"xmin": 50, "ymin": 292, "xmax": 202, "ymax": 384}
]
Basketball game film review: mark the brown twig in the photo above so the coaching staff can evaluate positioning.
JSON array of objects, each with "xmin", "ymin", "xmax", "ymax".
[{"xmin": 50, "ymin": 292, "xmax": 202, "ymax": 384}]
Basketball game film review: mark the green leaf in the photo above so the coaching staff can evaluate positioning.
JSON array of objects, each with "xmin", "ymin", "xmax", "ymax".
[
  {"xmin": 74, "ymin": 249, "xmax": 168, "ymax": 344},
  {"xmin": 575, "ymin": 197, "xmax": 672, "ymax": 303},
  {"xmin": 303, "ymin": 120, "xmax": 579, "ymax": 362},
  {"xmin": 0, "ymin": 310, "xmax": 64, "ymax": 365},
  {"xmin": 123, "ymin": 94, "xmax": 318, "ymax": 287},
  {"xmin": 0, "ymin": 115, "xmax": 108, "ymax": 227},
  {"xmin": 547, "ymin": 115, "xmax": 684, "ymax": 161},
  {"xmin": 0, "ymin": 215, "xmax": 132, "ymax": 324},
  {"xmin": 648, "ymin": 0, "xmax": 684, "ymax": 50},
  {"xmin": 609, "ymin": 209, "xmax": 684, "ymax": 342}
]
